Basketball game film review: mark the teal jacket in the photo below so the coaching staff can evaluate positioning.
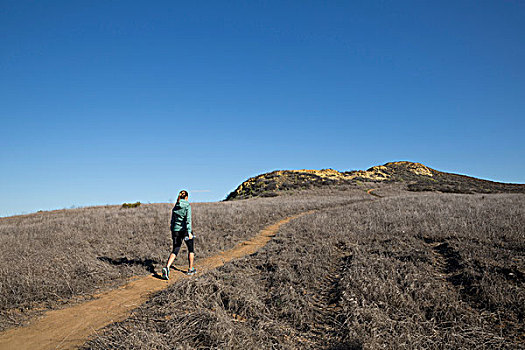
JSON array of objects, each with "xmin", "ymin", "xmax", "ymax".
[{"xmin": 170, "ymin": 199, "xmax": 192, "ymax": 233}]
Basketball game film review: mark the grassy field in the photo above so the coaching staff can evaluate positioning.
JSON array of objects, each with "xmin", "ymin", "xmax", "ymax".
[
  {"xmin": 0, "ymin": 187, "xmax": 369, "ymax": 330},
  {"xmin": 80, "ymin": 192, "xmax": 524, "ymax": 349},
  {"xmin": 1, "ymin": 187, "xmax": 523, "ymax": 349}
]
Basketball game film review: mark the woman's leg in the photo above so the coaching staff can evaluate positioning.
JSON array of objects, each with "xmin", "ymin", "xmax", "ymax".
[
  {"xmin": 167, "ymin": 234, "xmax": 183, "ymax": 268},
  {"xmin": 166, "ymin": 253, "xmax": 177, "ymax": 269},
  {"xmin": 185, "ymin": 238, "xmax": 195, "ymax": 270},
  {"xmin": 188, "ymin": 252, "xmax": 194, "ymax": 269}
]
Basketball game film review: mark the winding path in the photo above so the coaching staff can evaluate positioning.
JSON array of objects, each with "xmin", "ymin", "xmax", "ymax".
[
  {"xmin": 366, "ymin": 188, "xmax": 382, "ymax": 197},
  {"xmin": 0, "ymin": 211, "xmax": 314, "ymax": 350}
]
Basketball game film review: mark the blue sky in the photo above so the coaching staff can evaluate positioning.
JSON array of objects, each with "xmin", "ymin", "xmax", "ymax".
[{"xmin": 1, "ymin": 1, "xmax": 524, "ymax": 216}]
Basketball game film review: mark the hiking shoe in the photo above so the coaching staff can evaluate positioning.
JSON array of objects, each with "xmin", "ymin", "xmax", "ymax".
[
  {"xmin": 162, "ymin": 267, "xmax": 169, "ymax": 280},
  {"xmin": 186, "ymin": 267, "xmax": 196, "ymax": 276}
]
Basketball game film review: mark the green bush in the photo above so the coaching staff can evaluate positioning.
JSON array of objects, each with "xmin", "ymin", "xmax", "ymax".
[{"xmin": 121, "ymin": 202, "xmax": 141, "ymax": 209}]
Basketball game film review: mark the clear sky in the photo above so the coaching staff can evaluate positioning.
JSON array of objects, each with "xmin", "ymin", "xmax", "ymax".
[{"xmin": 1, "ymin": 1, "xmax": 524, "ymax": 217}]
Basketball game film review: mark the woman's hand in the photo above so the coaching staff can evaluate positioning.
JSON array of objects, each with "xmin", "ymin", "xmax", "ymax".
[{"xmin": 188, "ymin": 232, "xmax": 194, "ymax": 240}]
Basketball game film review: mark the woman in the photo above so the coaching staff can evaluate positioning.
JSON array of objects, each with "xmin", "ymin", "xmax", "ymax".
[{"xmin": 162, "ymin": 190, "xmax": 196, "ymax": 280}]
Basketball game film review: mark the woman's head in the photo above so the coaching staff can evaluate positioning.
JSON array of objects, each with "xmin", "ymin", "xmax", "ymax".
[{"xmin": 177, "ymin": 190, "xmax": 189, "ymax": 202}]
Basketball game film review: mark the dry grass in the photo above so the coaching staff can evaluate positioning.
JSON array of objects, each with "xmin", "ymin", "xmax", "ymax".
[
  {"xmin": 2, "ymin": 188, "xmax": 522, "ymax": 348},
  {"xmin": 0, "ymin": 188, "xmax": 369, "ymax": 330},
  {"xmin": 82, "ymin": 192, "xmax": 524, "ymax": 349}
]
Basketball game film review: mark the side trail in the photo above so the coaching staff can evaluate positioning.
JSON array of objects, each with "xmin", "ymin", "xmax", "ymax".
[{"xmin": 0, "ymin": 211, "xmax": 315, "ymax": 350}]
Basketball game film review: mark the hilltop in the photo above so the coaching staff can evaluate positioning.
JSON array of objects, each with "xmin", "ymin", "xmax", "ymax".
[{"xmin": 226, "ymin": 161, "xmax": 525, "ymax": 200}]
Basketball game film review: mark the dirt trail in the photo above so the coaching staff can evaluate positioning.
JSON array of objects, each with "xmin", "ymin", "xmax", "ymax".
[
  {"xmin": 366, "ymin": 188, "xmax": 382, "ymax": 197},
  {"xmin": 0, "ymin": 211, "xmax": 314, "ymax": 350}
]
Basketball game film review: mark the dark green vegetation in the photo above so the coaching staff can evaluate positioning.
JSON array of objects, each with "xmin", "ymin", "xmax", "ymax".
[
  {"xmin": 121, "ymin": 201, "xmax": 142, "ymax": 208},
  {"xmin": 225, "ymin": 161, "xmax": 525, "ymax": 200},
  {"xmin": 406, "ymin": 171, "xmax": 525, "ymax": 194},
  {"xmin": 83, "ymin": 192, "xmax": 524, "ymax": 349}
]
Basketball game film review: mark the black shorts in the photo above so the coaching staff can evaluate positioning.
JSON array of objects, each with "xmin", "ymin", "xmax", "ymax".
[{"xmin": 171, "ymin": 231, "xmax": 194, "ymax": 254}]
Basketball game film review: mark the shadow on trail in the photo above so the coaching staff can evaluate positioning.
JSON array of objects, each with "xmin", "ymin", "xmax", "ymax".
[
  {"xmin": 170, "ymin": 266, "xmax": 187, "ymax": 273},
  {"xmin": 97, "ymin": 256, "xmax": 158, "ymax": 274}
]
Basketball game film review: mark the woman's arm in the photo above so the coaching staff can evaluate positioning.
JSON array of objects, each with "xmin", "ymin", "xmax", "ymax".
[
  {"xmin": 170, "ymin": 208, "xmax": 175, "ymax": 232},
  {"xmin": 186, "ymin": 205, "xmax": 192, "ymax": 238}
]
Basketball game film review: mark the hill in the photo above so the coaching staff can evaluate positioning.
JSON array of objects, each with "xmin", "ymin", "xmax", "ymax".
[{"xmin": 226, "ymin": 161, "xmax": 525, "ymax": 200}]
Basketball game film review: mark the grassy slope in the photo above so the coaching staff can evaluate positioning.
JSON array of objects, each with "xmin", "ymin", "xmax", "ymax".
[
  {"xmin": 0, "ymin": 189, "xmax": 368, "ymax": 330},
  {"xmin": 83, "ymin": 192, "xmax": 524, "ymax": 349}
]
